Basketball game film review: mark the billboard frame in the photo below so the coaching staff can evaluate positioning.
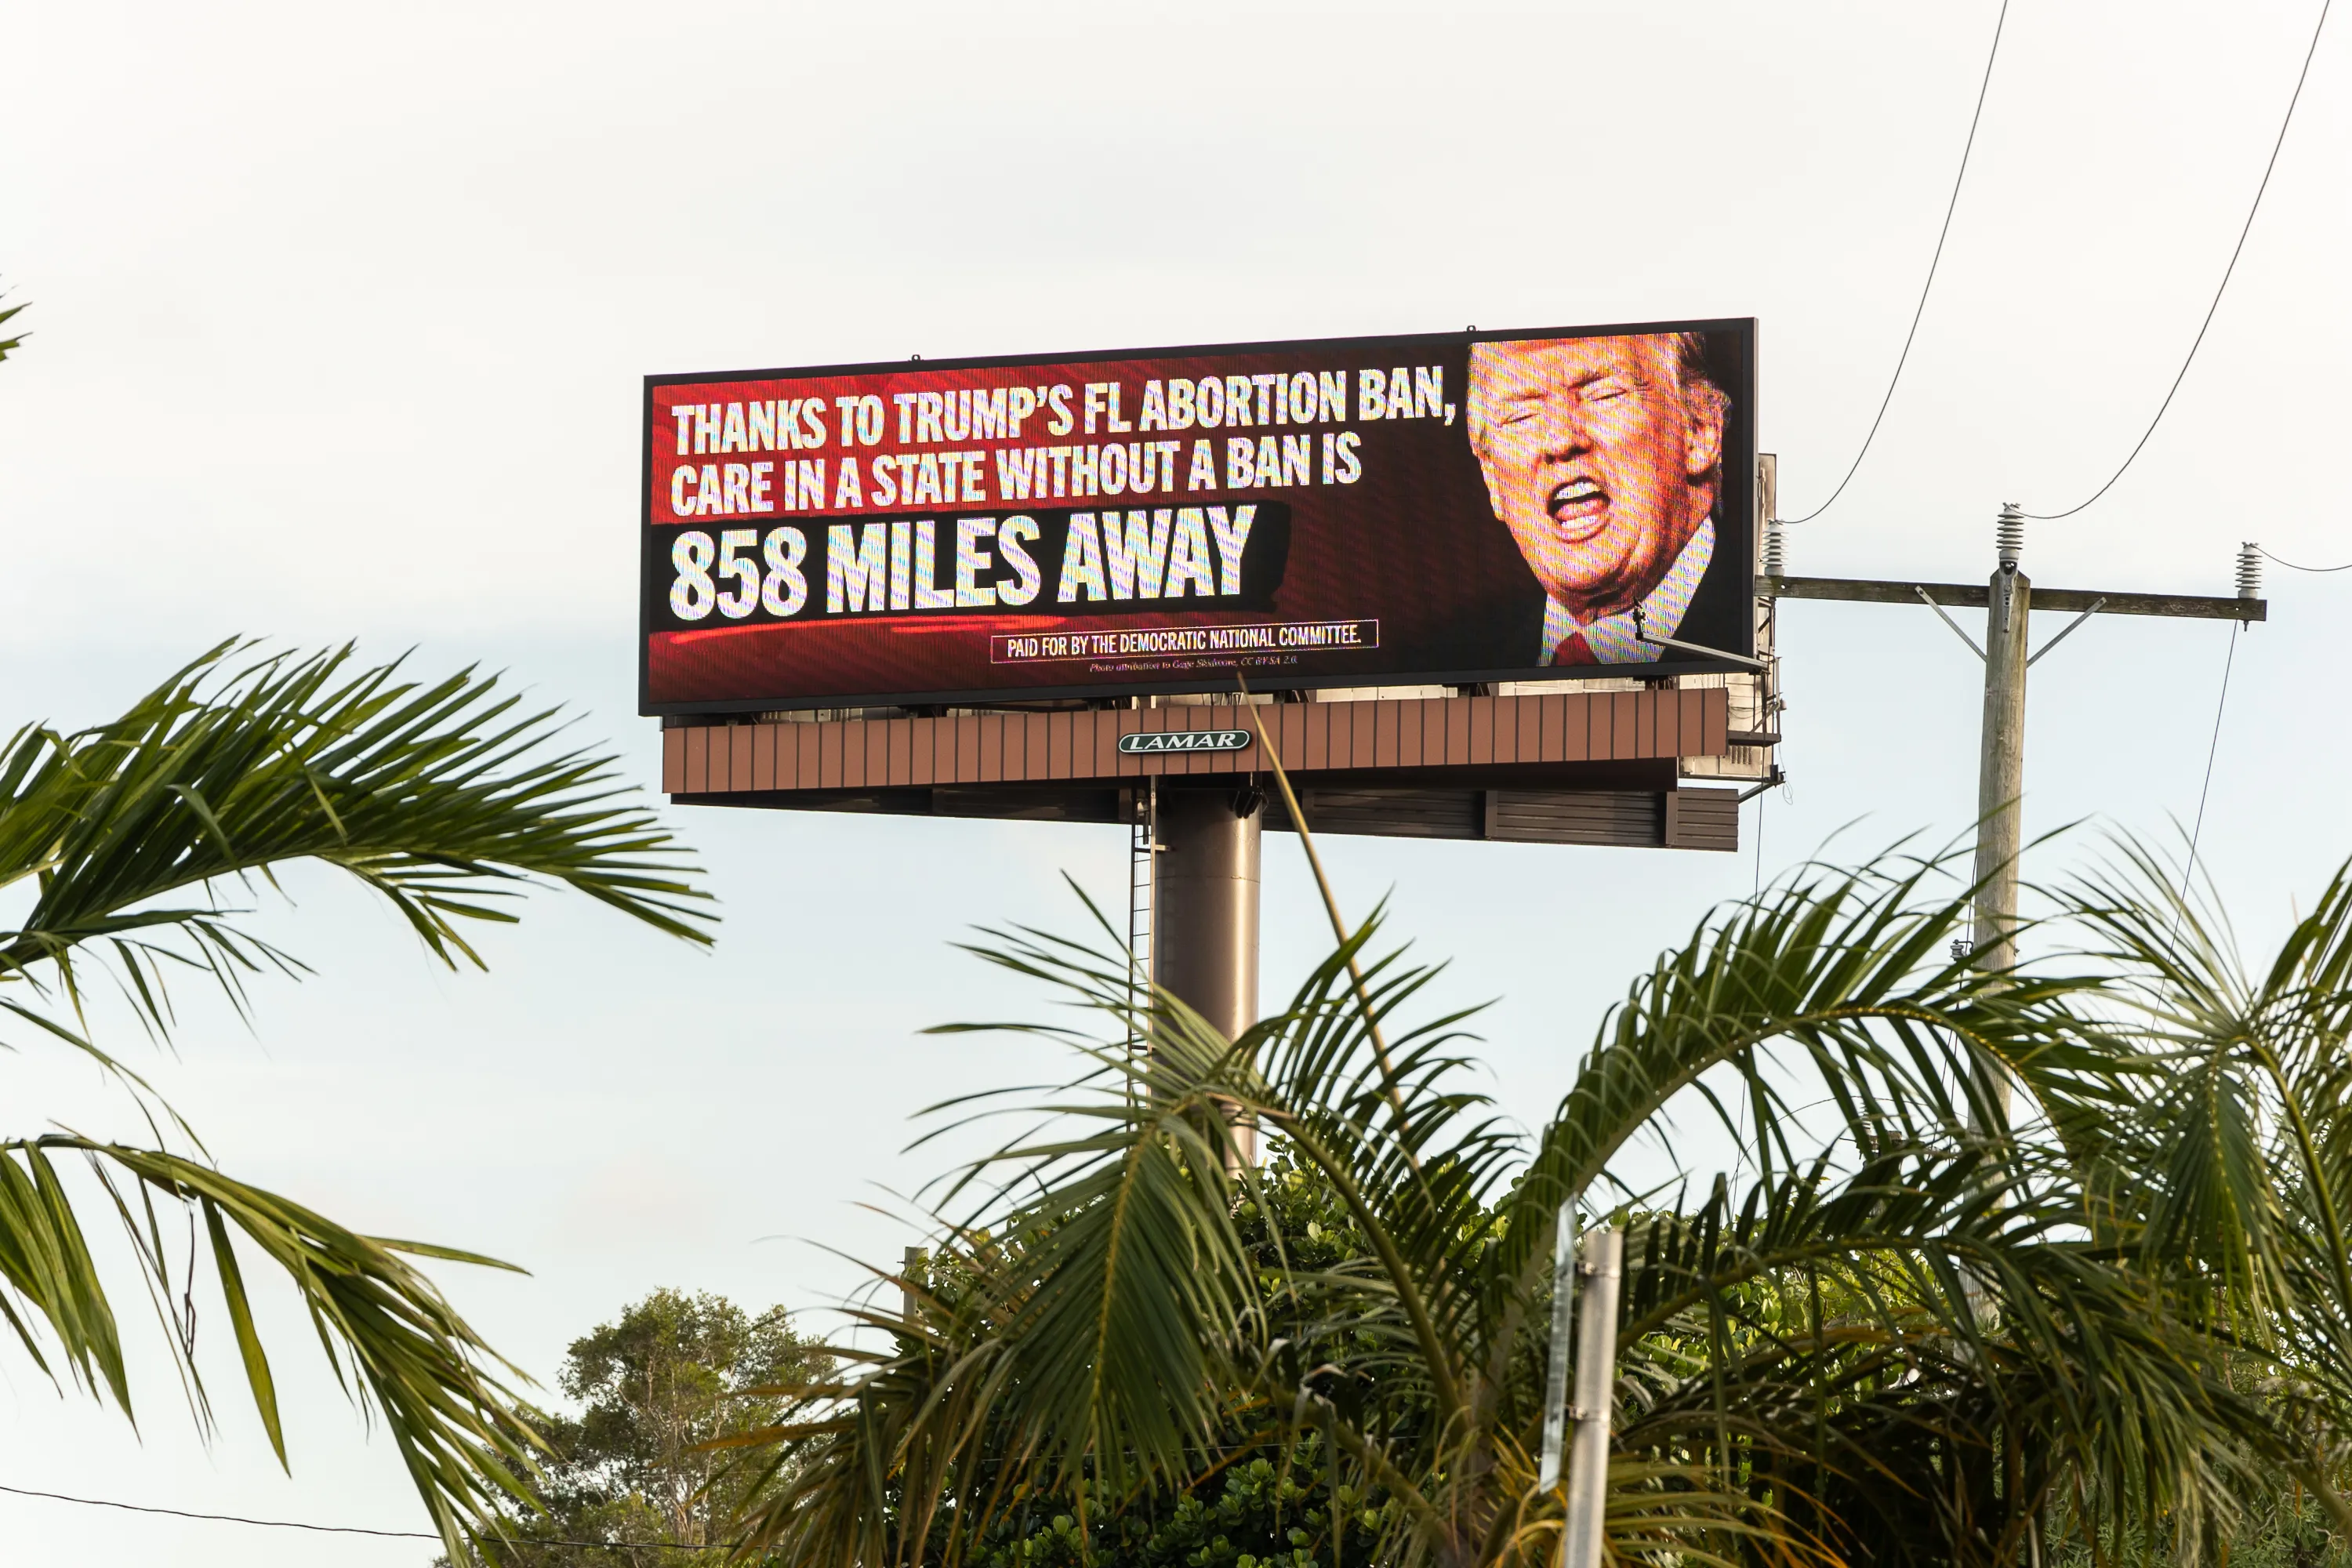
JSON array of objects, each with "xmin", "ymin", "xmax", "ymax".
[{"xmin": 639, "ymin": 315, "xmax": 1758, "ymax": 717}]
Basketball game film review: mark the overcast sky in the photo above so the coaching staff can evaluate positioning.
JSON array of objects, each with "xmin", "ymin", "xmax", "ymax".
[{"xmin": 2, "ymin": 1, "xmax": 2347, "ymax": 1560}]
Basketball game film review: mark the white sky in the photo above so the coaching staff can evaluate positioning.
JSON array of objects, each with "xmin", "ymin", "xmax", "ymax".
[{"xmin": 2, "ymin": 1, "xmax": 2346, "ymax": 1559}]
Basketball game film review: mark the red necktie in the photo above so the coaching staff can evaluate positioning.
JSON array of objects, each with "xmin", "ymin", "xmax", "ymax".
[{"xmin": 1551, "ymin": 631, "xmax": 1599, "ymax": 666}]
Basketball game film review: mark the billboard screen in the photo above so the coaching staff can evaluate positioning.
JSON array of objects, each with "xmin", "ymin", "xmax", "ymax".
[{"xmin": 641, "ymin": 318, "xmax": 1755, "ymax": 714}]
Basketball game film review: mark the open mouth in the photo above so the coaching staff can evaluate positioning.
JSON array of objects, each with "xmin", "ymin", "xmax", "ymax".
[{"xmin": 1546, "ymin": 477, "xmax": 1610, "ymax": 538}]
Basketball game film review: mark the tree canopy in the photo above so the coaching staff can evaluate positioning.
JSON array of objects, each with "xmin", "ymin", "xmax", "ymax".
[
  {"xmin": 448, "ymin": 1288, "xmax": 824, "ymax": 1566},
  {"xmin": 718, "ymin": 842, "xmax": 2352, "ymax": 1568}
]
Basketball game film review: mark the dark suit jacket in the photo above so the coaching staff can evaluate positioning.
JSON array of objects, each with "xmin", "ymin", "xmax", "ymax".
[{"xmin": 1466, "ymin": 524, "xmax": 1751, "ymax": 672}]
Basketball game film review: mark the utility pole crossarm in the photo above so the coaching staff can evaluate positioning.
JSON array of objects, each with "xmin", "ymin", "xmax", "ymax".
[
  {"xmin": 1748, "ymin": 510, "xmax": 2270, "ymax": 1147},
  {"xmin": 1769, "ymin": 575, "xmax": 2264, "ymax": 622}
]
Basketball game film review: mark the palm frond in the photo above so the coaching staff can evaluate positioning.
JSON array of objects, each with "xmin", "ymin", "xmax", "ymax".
[
  {"xmin": 731, "ymin": 836, "xmax": 2352, "ymax": 1568},
  {"xmin": 0, "ymin": 641, "xmax": 710, "ymax": 1026},
  {"xmin": 0, "ymin": 641, "xmax": 716, "ymax": 1559},
  {"xmin": 0, "ymin": 1136, "xmax": 539, "ymax": 1563},
  {"xmin": 0, "ymin": 287, "xmax": 26, "ymax": 363}
]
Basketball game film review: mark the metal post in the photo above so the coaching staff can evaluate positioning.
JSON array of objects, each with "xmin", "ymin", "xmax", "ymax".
[
  {"xmin": 1152, "ymin": 784, "xmax": 1263, "ymax": 1161},
  {"xmin": 902, "ymin": 1246, "xmax": 928, "ymax": 1328},
  {"xmin": 1560, "ymin": 1225, "xmax": 1622, "ymax": 1568},
  {"xmin": 1969, "ymin": 506, "xmax": 2030, "ymax": 1117}
]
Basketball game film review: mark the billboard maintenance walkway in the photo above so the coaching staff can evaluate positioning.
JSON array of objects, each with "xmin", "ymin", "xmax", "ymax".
[{"xmin": 662, "ymin": 686, "xmax": 1744, "ymax": 852}]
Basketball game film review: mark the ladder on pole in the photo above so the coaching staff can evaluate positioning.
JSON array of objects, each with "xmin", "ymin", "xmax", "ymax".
[{"xmin": 1127, "ymin": 777, "xmax": 1158, "ymax": 1052}]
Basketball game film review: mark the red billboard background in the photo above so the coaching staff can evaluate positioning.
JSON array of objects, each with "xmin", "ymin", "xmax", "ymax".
[{"xmin": 641, "ymin": 321, "xmax": 1755, "ymax": 714}]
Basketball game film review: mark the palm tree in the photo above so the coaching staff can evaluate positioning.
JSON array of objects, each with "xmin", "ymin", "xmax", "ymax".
[
  {"xmin": 0, "ymin": 642, "xmax": 710, "ymax": 1560},
  {"xmin": 727, "ymin": 822, "xmax": 2352, "ymax": 1567}
]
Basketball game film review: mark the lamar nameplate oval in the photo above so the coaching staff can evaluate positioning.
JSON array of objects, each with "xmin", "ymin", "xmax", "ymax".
[{"xmin": 1116, "ymin": 730, "xmax": 1254, "ymax": 756}]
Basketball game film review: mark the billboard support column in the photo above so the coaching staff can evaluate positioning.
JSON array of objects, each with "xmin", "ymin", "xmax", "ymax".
[
  {"xmin": 1970, "ymin": 503, "xmax": 2030, "ymax": 1120},
  {"xmin": 1152, "ymin": 786, "xmax": 1262, "ymax": 1165}
]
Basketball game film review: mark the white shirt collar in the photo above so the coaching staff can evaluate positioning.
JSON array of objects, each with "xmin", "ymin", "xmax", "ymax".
[{"xmin": 1541, "ymin": 517, "xmax": 1715, "ymax": 665}]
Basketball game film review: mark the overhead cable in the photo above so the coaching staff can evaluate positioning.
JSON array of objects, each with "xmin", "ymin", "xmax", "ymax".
[
  {"xmin": 1779, "ymin": 0, "xmax": 2012, "ymax": 524},
  {"xmin": 2258, "ymin": 545, "xmax": 2352, "ymax": 573},
  {"xmin": 0, "ymin": 1479, "xmax": 735, "ymax": 1552},
  {"xmin": 2028, "ymin": 0, "xmax": 2332, "ymax": 520}
]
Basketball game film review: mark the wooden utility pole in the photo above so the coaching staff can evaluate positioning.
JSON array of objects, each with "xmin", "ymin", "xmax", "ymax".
[
  {"xmin": 1971, "ymin": 505, "xmax": 2031, "ymax": 994},
  {"xmin": 1765, "ymin": 487, "xmax": 2267, "ymax": 1076},
  {"xmin": 1532, "ymin": 477, "xmax": 2272, "ymax": 1555}
]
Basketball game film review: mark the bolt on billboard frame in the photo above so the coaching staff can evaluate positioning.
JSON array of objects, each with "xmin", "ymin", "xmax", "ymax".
[{"xmin": 640, "ymin": 318, "xmax": 1757, "ymax": 717}]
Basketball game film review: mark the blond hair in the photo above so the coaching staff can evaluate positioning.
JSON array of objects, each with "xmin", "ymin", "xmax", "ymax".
[{"xmin": 1466, "ymin": 332, "xmax": 1728, "ymax": 456}]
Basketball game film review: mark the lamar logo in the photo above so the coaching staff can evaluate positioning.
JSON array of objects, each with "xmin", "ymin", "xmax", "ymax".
[{"xmin": 1116, "ymin": 730, "xmax": 1254, "ymax": 756}]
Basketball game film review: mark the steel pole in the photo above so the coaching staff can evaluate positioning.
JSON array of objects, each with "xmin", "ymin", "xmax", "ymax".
[
  {"xmin": 1559, "ymin": 1226, "xmax": 1623, "ymax": 1568},
  {"xmin": 1152, "ymin": 785, "xmax": 1263, "ymax": 1162}
]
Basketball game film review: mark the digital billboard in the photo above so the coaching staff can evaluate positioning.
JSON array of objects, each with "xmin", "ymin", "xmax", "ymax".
[{"xmin": 641, "ymin": 319, "xmax": 1755, "ymax": 714}]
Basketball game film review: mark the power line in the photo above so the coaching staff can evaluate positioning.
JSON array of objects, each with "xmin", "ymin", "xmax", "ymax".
[
  {"xmin": 0, "ymin": 1479, "xmax": 739, "ymax": 1552},
  {"xmin": 0, "ymin": 1481, "xmax": 436, "ymax": 1541},
  {"xmin": 2027, "ymin": 0, "xmax": 2333, "ymax": 521},
  {"xmin": 2259, "ymin": 545, "xmax": 2352, "ymax": 573},
  {"xmin": 1779, "ymin": 0, "xmax": 2011, "ymax": 525}
]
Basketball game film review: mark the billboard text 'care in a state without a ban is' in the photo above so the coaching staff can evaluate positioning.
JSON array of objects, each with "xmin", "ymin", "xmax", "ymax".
[{"xmin": 641, "ymin": 319, "xmax": 1757, "ymax": 714}]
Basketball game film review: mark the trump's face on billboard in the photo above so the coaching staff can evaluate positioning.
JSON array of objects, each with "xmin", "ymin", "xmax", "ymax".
[{"xmin": 1467, "ymin": 334, "xmax": 1728, "ymax": 626}]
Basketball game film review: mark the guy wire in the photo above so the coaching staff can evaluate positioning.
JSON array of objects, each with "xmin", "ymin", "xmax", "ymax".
[{"xmin": 2170, "ymin": 620, "xmax": 2241, "ymax": 949}]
